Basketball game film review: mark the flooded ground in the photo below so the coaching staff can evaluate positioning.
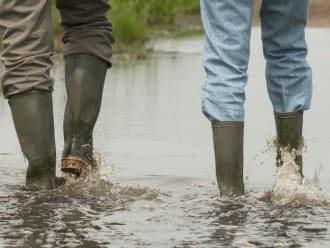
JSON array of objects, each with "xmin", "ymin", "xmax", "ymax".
[{"xmin": 1, "ymin": 28, "xmax": 330, "ymax": 247}]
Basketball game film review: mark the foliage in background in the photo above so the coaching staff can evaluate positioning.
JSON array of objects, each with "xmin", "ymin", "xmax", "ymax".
[{"xmin": 109, "ymin": 0, "xmax": 201, "ymax": 52}]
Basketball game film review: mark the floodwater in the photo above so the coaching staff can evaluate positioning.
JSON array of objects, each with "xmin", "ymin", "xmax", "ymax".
[{"xmin": 1, "ymin": 28, "xmax": 330, "ymax": 247}]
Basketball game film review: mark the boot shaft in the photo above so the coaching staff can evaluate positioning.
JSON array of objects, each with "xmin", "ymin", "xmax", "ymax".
[
  {"xmin": 9, "ymin": 91, "xmax": 56, "ymax": 162},
  {"xmin": 212, "ymin": 122, "xmax": 245, "ymax": 197},
  {"xmin": 9, "ymin": 90, "xmax": 56, "ymax": 189},
  {"xmin": 64, "ymin": 54, "xmax": 107, "ymax": 132},
  {"xmin": 274, "ymin": 111, "xmax": 304, "ymax": 176},
  {"xmin": 274, "ymin": 111, "xmax": 303, "ymax": 150},
  {"xmin": 62, "ymin": 54, "xmax": 108, "ymax": 175}
]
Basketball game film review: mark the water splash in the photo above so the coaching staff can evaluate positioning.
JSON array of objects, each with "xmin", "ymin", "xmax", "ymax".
[
  {"xmin": 245, "ymin": 138, "xmax": 275, "ymax": 188},
  {"xmin": 264, "ymin": 149, "xmax": 330, "ymax": 205},
  {"xmin": 57, "ymin": 151, "xmax": 164, "ymax": 202}
]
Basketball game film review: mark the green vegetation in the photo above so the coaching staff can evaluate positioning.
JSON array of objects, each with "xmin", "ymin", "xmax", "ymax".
[
  {"xmin": 110, "ymin": 0, "xmax": 200, "ymax": 49},
  {"xmin": 51, "ymin": 0, "xmax": 201, "ymax": 54}
]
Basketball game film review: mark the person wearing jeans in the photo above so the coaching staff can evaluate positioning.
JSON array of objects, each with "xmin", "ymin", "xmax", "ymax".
[
  {"xmin": 0, "ymin": 0, "xmax": 114, "ymax": 189},
  {"xmin": 200, "ymin": 0, "xmax": 312, "ymax": 197}
]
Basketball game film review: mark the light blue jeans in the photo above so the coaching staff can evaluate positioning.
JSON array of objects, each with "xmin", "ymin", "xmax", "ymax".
[{"xmin": 200, "ymin": 0, "xmax": 312, "ymax": 122}]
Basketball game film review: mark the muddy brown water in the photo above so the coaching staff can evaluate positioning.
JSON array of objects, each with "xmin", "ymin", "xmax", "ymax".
[{"xmin": 1, "ymin": 28, "xmax": 330, "ymax": 247}]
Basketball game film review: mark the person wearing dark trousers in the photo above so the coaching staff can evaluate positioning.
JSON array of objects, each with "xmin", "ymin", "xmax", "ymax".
[{"xmin": 0, "ymin": 0, "xmax": 114, "ymax": 189}]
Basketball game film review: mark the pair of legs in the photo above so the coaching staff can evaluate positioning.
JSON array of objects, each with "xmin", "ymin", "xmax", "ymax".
[
  {"xmin": 200, "ymin": 0, "xmax": 312, "ymax": 196},
  {"xmin": 0, "ymin": 0, "xmax": 114, "ymax": 189}
]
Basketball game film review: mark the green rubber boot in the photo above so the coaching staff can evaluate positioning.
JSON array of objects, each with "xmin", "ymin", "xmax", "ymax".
[
  {"xmin": 212, "ymin": 122, "xmax": 245, "ymax": 197},
  {"xmin": 61, "ymin": 54, "xmax": 107, "ymax": 177},
  {"xmin": 9, "ymin": 91, "xmax": 56, "ymax": 189},
  {"xmin": 274, "ymin": 111, "xmax": 304, "ymax": 176}
]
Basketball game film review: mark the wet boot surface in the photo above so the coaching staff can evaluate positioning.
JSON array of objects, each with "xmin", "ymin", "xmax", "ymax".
[
  {"xmin": 274, "ymin": 111, "xmax": 304, "ymax": 177},
  {"xmin": 212, "ymin": 122, "xmax": 245, "ymax": 197},
  {"xmin": 9, "ymin": 91, "xmax": 56, "ymax": 190},
  {"xmin": 61, "ymin": 54, "xmax": 108, "ymax": 178}
]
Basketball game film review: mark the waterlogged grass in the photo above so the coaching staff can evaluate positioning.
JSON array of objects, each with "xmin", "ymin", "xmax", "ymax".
[
  {"xmin": 110, "ymin": 0, "xmax": 200, "ymax": 24},
  {"xmin": 106, "ymin": 0, "xmax": 201, "ymax": 52},
  {"xmin": 109, "ymin": 3, "xmax": 148, "ymax": 53}
]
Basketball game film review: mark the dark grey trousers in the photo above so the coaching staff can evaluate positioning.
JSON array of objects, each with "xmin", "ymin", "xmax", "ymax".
[{"xmin": 0, "ymin": 0, "xmax": 114, "ymax": 98}]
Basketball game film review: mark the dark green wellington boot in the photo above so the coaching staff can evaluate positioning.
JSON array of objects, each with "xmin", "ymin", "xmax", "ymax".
[
  {"xmin": 61, "ymin": 54, "xmax": 107, "ymax": 177},
  {"xmin": 212, "ymin": 122, "xmax": 245, "ymax": 197},
  {"xmin": 9, "ymin": 91, "xmax": 56, "ymax": 189},
  {"xmin": 274, "ymin": 111, "xmax": 304, "ymax": 176}
]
